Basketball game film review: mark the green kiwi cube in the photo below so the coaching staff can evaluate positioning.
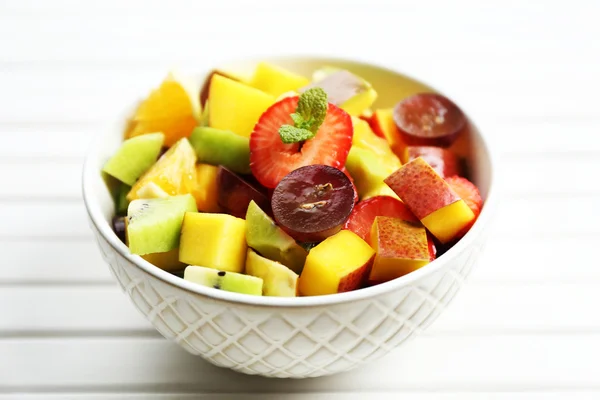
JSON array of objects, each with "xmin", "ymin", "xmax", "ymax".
[
  {"xmin": 184, "ymin": 265, "xmax": 263, "ymax": 296},
  {"xmin": 126, "ymin": 194, "xmax": 197, "ymax": 255},
  {"xmin": 189, "ymin": 127, "xmax": 251, "ymax": 174},
  {"xmin": 103, "ymin": 133, "xmax": 165, "ymax": 186}
]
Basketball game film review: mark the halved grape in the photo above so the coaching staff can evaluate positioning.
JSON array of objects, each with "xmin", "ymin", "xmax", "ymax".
[
  {"xmin": 112, "ymin": 216, "xmax": 127, "ymax": 244},
  {"xmin": 393, "ymin": 93, "xmax": 466, "ymax": 147},
  {"xmin": 271, "ymin": 165, "xmax": 355, "ymax": 243},
  {"xmin": 217, "ymin": 166, "xmax": 270, "ymax": 218}
]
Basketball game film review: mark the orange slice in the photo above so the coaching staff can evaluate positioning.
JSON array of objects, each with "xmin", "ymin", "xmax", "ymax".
[
  {"xmin": 127, "ymin": 138, "xmax": 197, "ymax": 202},
  {"xmin": 126, "ymin": 73, "xmax": 201, "ymax": 147}
]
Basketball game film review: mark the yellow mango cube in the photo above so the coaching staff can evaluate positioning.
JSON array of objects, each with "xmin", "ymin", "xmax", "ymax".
[
  {"xmin": 179, "ymin": 212, "xmax": 247, "ymax": 273},
  {"xmin": 250, "ymin": 62, "xmax": 309, "ymax": 97},
  {"xmin": 208, "ymin": 74, "xmax": 275, "ymax": 137},
  {"xmin": 191, "ymin": 163, "xmax": 220, "ymax": 213},
  {"xmin": 299, "ymin": 230, "xmax": 374, "ymax": 296},
  {"xmin": 421, "ymin": 199, "xmax": 475, "ymax": 243}
]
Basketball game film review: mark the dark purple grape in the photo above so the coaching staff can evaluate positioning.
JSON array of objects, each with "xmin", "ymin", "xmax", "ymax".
[
  {"xmin": 271, "ymin": 165, "xmax": 355, "ymax": 243},
  {"xmin": 217, "ymin": 166, "xmax": 270, "ymax": 218},
  {"xmin": 393, "ymin": 93, "xmax": 466, "ymax": 147},
  {"xmin": 112, "ymin": 216, "xmax": 127, "ymax": 244}
]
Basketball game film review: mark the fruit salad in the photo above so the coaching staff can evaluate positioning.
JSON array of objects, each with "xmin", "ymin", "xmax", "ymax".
[{"xmin": 102, "ymin": 62, "xmax": 483, "ymax": 298}]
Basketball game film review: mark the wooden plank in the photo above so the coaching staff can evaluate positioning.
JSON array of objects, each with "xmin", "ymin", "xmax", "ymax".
[
  {"xmin": 473, "ymin": 237, "xmax": 599, "ymax": 283},
  {"xmin": 2, "ymin": 162, "xmax": 82, "ymax": 200},
  {"xmin": 4, "ymin": 155, "xmax": 598, "ymax": 200},
  {"xmin": 2, "ymin": 283, "xmax": 599, "ymax": 334},
  {"xmin": 0, "ymin": 203, "xmax": 91, "ymax": 238},
  {"xmin": 0, "ymin": 125, "xmax": 95, "ymax": 159},
  {"xmin": 2, "ymin": 335, "xmax": 599, "ymax": 389},
  {"xmin": 0, "ymin": 240, "xmax": 112, "ymax": 283}
]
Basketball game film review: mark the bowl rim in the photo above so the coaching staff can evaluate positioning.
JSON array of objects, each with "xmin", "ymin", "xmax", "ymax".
[{"xmin": 82, "ymin": 54, "xmax": 497, "ymax": 308}]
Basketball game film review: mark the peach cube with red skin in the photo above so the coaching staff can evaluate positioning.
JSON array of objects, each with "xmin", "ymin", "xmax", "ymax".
[
  {"xmin": 369, "ymin": 216, "xmax": 430, "ymax": 282},
  {"xmin": 384, "ymin": 157, "xmax": 475, "ymax": 243}
]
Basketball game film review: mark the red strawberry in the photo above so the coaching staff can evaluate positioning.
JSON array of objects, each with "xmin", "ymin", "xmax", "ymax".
[
  {"xmin": 340, "ymin": 167, "xmax": 359, "ymax": 204},
  {"xmin": 250, "ymin": 96, "xmax": 353, "ymax": 188},
  {"xmin": 344, "ymin": 196, "xmax": 418, "ymax": 243},
  {"xmin": 445, "ymin": 176, "xmax": 483, "ymax": 217}
]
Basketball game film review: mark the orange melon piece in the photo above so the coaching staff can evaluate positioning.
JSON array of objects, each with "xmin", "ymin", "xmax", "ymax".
[{"xmin": 126, "ymin": 73, "xmax": 201, "ymax": 147}]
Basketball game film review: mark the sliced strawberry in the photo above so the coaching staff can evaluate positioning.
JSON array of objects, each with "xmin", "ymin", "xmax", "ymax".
[
  {"xmin": 344, "ymin": 196, "xmax": 418, "ymax": 243},
  {"xmin": 340, "ymin": 167, "xmax": 359, "ymax": 204},
  {"xmin": 446, "ymin": 175, "xmax": 483, "ymax": 217},
  {"xmin": 250, "ymin": 96, "xmax": 353, "ymax": 188}
]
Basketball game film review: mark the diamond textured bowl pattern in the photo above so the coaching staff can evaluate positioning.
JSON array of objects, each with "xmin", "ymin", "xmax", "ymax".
[{"xmin": 91, "ymin": 222, "xmax": 488, "ymax": 378}]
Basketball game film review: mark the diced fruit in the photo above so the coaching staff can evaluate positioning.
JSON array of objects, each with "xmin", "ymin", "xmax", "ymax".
[
  {"xmin": 142, "ymin": 248, "xmax": 186, "ymax": 272},
  {"xmin": 299, "ymin": 230, "xmax": 374, "ymax": 296},
  {"xmin": 403, "ymin": 146, "xmax": 460, "ymax": 178},
  {"xmin": 103, "ymin": 133, "xmax": 165, "ymax": 186},
  {"xmin": 351, "ymin": 116, "xmax": 402, "ymax": 170},
  {"xmin": 303, "ymin": 69, "xmax": 377, "ymax": 116},
  {"xmin": 393, "ymin": 93, "xmax": 466, "ymax": 147},
  {"xmin": 126, "ymin": 73, "xmax": 201, "ymax": 147},
  {"xmin": 217, "ymin": 166, "xmax": 270, "ymax": 219},
  {"xmin": 344, "ymin": 196, "xmax": 417, "ymax": 242},
  {"xmin": 115, "ymin": 184, "xmax": 131, "ymax": 216},
  {"xmin": 371, "ymin": 108, "xmax": 406, "ymax": 155},
  {"xmin": 246, "ymin": 249, "xmax": 298, "ymax": 297},
  {"xmin": 191, "ymin": 163, "xmax": 221, "ymax": 213},
  {"xmin": 250, "ymin": 96, "xmax": 353, "ymax": 188},
  {"xmin": 245, "ymin": 201, "xmax": 307, "ymax": 274},
  {"xmin": 112, "ymin": 216, "xmax": 127, "ymax": 244},
  {"xmin": 272, "ymin": 165, "xmax": 355, "ymax": 242},
  {"xmin": 421, "ymin": 201, "xmax": 475, "ymax": 243},
  {"xmin": 384, "ymin": 157, "xmax": 475, "ymax": 243},
  {"xmin": 344, "ymin": 147, "xmax": 400, "ymax": 201},
  {"xmin": 179, "ymin": 212, "xmax": 247, "ymax": 273},
  {"xmin": 250, "ymin": 62, "xmax": 310, "ymax": 97},
  {"xmin": 126, "ymin": 194, "xmax": 197, "ymax": 255},
  {"xmin": 127, "ymin": 138, "xmax": 197, "ymax": 202},
  {"xmin": 446, "ymin": 176, "xmax": 483, "ymax": 217},
  {"xmin": 369, "ymin": 217, "xmax": 430, "ymax": 282},
  {"xmin": 208, "ymin": 74, "xmax": 275, "ymax": 137},
  {"xmin": 189, "ymin": 127, "xmax": 251, "ymax": 174},
  {"xmin": 184, "ymin": 265, "xmax": 263, "ymax": 296}
]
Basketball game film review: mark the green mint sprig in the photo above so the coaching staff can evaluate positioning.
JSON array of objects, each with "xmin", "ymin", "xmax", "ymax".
[{"xmin": 279, "ymin": 87, "xmax": 327, "ymax": 144}]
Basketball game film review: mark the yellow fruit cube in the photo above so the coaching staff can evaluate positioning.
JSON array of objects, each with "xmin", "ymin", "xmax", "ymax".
[
  {"xmin": 345, "ymin": 147, "xmax": 400, "ymax": 201},
  {"xmin": 421, "ymin": 199, "xmax": 475, "ymax": 243},
  {"xmin": 208, "ymin": 74, "xmax": 275, "ymax": 137},
  {"xmin": 299, "ymin": 230, "xmax": 374, "ymax": 296},
  {"xmin": 191, "ymin": 163, "xmax": 220, "ymax": 213},
  {"xmin": 250, "ymin": 62, "xmax": 309, "ymax": 97},
  {"xmin": 142, "ymin": 248, "xmax": 186, "ymax": 272},
  {"xmin": 179, "ymin": 212, "xmax": 247, "ymax": 273}
]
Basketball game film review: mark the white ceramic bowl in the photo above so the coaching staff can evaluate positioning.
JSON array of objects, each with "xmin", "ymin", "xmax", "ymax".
[{"xmin": 83, "ymin": 56, "xmax": 496, "ymax": 379}]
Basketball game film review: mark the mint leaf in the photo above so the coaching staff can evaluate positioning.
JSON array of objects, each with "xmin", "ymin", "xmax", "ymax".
[
  {"xmin": 279, "ymin": 87, "xmax": 328, "ymax": 144},
  {"xmin": 278, "ymin": 125, "xmax": 316, "ymax": 144}
]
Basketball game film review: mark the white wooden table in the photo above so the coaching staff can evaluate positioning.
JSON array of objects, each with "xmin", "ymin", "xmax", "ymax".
[{"xmin": 1, "ymin": 0, "xmax": 599, "ymax": 398}]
